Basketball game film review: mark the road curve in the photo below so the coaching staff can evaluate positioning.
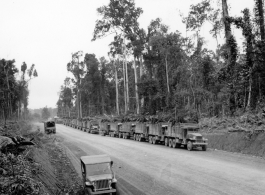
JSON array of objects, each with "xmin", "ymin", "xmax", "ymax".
[{"xmin": 50, "ymin": 124, "xmax": 265, "ymax": 195}]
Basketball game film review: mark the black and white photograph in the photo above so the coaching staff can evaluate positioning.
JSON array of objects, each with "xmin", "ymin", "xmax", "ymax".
[{"xmin": 1, "ymin": 0, "xmax": 265, "ymax": 194}]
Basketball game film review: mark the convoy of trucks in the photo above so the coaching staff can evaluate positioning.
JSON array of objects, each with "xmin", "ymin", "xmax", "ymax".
[{"xmin": 62, "ymin": 117, "xmax": 208, "ymax": 151}]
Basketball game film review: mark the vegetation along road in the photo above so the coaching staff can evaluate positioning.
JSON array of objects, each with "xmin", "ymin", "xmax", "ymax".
[{"xmin": 44, "ymin": 124, "xmax": 265, "ymax": 195}]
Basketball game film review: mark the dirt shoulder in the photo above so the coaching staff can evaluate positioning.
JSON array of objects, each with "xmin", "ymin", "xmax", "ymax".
[
  {"xmin": 0, "ymin": 121, "xmax": 83, "ymax": 195},
  {"xmin": 30, "ymin": 123, "xmax": 83, "ymax": 195}
]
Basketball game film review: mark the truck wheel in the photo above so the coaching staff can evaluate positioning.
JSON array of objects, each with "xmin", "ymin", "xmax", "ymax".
[
  {"xmin": 111, "ymin": 183, "xmax": 117, "ymax": 195},
  {"xmin": 187, "ymin": 141, "xmax": 193, "ymax": 151},
  {"xmin": 172, "ymin": 139, "xmax": 177, "ymax": 148},
  {"xmin": 138, "ymin": 135, "xmax": 141, "ymax": 142},
  {"xmin": 84, "ymin": 187, "xmax": 92, "ymax": 195},
  {"xmin": 202, "ymin": 145, "xmax": 207, "ymax": 151},
  {"xmin": 169, "ymin": 139, "xmax": 172, "ymax": 148},
  {"xmin": 164, "ymin": 138, "xmax": 168, "ymax": 146},
  {"xmin": 152, "ymin": 137, "xmax": 156, "ymax": 145},
  {"xmin": 149, "ymin": 136, "xmax": 152, "ymax": 144}
]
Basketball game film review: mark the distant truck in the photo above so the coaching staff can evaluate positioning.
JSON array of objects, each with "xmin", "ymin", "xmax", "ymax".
[
  {"xmin": 44, "ymin": 121, "xmax": 56, "ymax": 134},
  {"xmin": 162, "ymin": 123, "xmax": 208, "ymax": 151},
  {"xmin": 118, "ymin": 122, "xmax": 135, "ymax": 139},
  {"xmin": 132, "ymin": 122, "xmax": 207, "ymax": 151},
  {"xmin": 80, "ymin": 154, "xmax": 117, "ymax": 195},
  {"xmin": 99, "ymin": 120, "xmax": 108, "ymax": 136},
  {"xmin": 89, "ymin": 121, "xmax": 99, "ymax": 134},
  {"xmin": 107, "ymin": 122, "xmax": 122, "ymax": 137}
]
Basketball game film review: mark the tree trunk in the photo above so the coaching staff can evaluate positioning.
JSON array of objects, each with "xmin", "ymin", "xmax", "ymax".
[
  {"xmin": 246, "ymin": 72, "xmax": 253, "ymax": 110},
  {"xmin": 80, "ymin": 92, "xmax": 82, "ymax": 118},
  {"xmin": 165, "ymin": 54, "xmax": 170, "ymax": 94},
  {"xmin": 115, "ymin": 60, "xmax": 120, "ymax": 115},
  {"xmin": 125, "ymin": 56, "xmax": 129, "ymax": 111},
  {"xmin": 134, "ymin": 57, "xmax": 140, "ymax": 114},
  {"xmin": 139, "ymin": 55, "xmax": 144, "ymax": 109},
  {"xmin": 140, "ymin": 55, "xmax": 143, "ymax": 78},
  {"xmin": 101, "ymin": 85, "xmax": 105, "ymax": 114},
  {"xmin": 222, "ymin": 0, "xmax": 232, "ymax": 42},
  {"xmin": 257, "ymin": 0, "xmax": 265, "ymax": 41},
  {"xmin": 77, "ymin": 91, "xmax": 80, "ymax": 118},
  {"xmin": 123, "ymin": 57, "xmax": 127, "ymax": 114}
]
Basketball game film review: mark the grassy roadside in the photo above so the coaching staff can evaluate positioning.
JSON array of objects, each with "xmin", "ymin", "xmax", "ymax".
[
  {"xmin": 200, "ymin": 114, "xmax": 265, "ymax": 158},
  {"xmin": 0, "ymin": 121, "xmax": 83, "ymax": 195}
]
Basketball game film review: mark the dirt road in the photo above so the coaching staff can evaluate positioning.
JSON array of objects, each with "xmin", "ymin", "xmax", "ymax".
[{"xmin": 49, "ymin": 124, "xmax": 265, "ymax": 195}]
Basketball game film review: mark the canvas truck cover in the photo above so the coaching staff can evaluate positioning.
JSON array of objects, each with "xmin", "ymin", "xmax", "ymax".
[
  {"xmin": 135, "ymin": 123, "xmax": 147, "ymax": 134},
  {"xmin": 148, "ymin": 123, "xmax": 162, "ymax": 136}
]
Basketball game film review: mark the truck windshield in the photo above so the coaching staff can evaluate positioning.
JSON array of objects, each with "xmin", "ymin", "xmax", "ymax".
[
  {"xmin": 47, "ymin": 121, "xmax": 55, "ymax": 127},
  {"xmin": 187, "ymin": 128, "xmax": 199, "ymax": 132},
  {"xmin": 86, "ymin": 163, "xmax": 111, "ymax": 176}
]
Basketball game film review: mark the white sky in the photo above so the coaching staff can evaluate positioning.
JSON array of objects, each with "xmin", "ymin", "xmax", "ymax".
[{"xmin": 0, "ymin": 0, "xmax": 253, "ymax": 109}]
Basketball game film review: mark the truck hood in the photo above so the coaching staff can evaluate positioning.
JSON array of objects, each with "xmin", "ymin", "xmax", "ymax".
[
  {"xmin": 87, "ymin": 174, "xmax": 113, "ymax": 181},
  {"xmin": 188, "ymin": 133, "xmax": 202, "ymax": 137}
]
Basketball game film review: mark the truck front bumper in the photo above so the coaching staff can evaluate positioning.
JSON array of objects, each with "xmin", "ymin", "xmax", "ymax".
[
  {"xmin": 88, "ymin": 188, "xmax": 116, "ymax": 195},
  {"xmin": 193, "ymin": 142, "xmax": 208, "ymax": 146}
]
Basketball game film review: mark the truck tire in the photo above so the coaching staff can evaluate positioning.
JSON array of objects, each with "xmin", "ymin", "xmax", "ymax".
[
  {"xmin": 187, "ymin": 141, "xmax": 193, "ymax": 151},
  {"xmin": 152, "ymin": 137, "xmax": 156, "ymax": 145},
  {"xmin": 169, "ymin": 139, "xmax": 173, "ymax": 148},
  {"xmin": 111, "ymin": 183, "xmax": 117, "ymax": 195},
  {"xmin": 202, "ymin": 145, "xmax": 207, "ymax": 151},
  {"xmin": 164, "ymin": 138, "xmax": 168, "ymax": 146},
  {"xmin": 149, "ymin": 136, "xmax": 152, "ymax": 144},
  {"xmin": 172, "ymin": 139, "xmax": 177, "ymax": 148},
  {"xmin": 138, "ymin": 135, "xmax": 141, "ymax": 142}
]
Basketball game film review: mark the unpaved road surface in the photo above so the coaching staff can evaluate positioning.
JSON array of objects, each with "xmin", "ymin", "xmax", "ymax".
[{"xmin": 44, "ymin": 124, "xmax": 265, "ymax": 195}]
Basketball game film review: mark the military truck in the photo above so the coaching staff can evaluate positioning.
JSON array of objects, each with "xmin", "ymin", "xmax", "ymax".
[
  {"xmin": 107, "ymin": 122, "xmax": 121, "ymax": 137},
  {"xmin": 44, "ymin": 121, "xmax": 56, "ymax": 134},
  {"xmin": 89, "ymin": 120, "xmax": 99, "ymax": 134},
  {"xmin": 118, "ymin": 122, "xmax": 135, "ymax": 139},
  {"xmin": 99, "ymin": 121, "xmax": 108, "ymax": 136},
  {"xmin": 80, "ymin": 154, "xmax": 117, "ymax": 195},
  {"xmin": 82, "ymin": 120, "xmax": 87, "ymax": 131},
  {"xmin": 164, "ymin": 123, "xmax": 208, "ymax": 151},
  {"xmin": 77, "ymin": 119, "xmax": 83, "ymax": 130},
  {"xmin": 70, "ymin": 119, "xmax": 77, "ymax": 128},
  {"xmin": 132, "ymin": 121, "xmax": 207, "ymax": 151},
  {"xmin": 133, "ymin": 122, "xmax": 148, "ymax": 141}
]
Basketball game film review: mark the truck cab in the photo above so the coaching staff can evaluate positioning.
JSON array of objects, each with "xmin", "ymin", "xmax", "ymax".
[
  {"xmin": 179, "ymin": 123, "xmax": 208, "ymax": 151},
  {"xmin": 44, "ymin": 121, "xmax": 56, "ymax": 134},
  {"xmin": 90, "ymin": 121, "xmax": 99, "ymax": 134},
  {"xmin": 80, "ymin": 154, "xmax": 117, "ymax": 195}
]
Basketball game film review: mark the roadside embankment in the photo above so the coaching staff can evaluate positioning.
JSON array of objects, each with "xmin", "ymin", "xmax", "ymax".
[
  {"xmin": 0, "ymin": 121, "xmax": 83, "ymax": 195},
  {"xmin": 200, "ymin": 114, "xmax": 265, "ymax": 158}
]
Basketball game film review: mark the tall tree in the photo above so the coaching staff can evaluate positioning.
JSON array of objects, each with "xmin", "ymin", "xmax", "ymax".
[
  {"xmin": 67, "ymin": 51, "xmax": 85, "ymax": 118},
  {"xmin": 92, "ymin": 0, "xmax": 143, "ymax": 114}
]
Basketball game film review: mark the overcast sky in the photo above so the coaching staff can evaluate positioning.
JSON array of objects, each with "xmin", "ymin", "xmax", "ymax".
[{"xmin": 0, "ymin": 0, "xmax": 253, "ymax": 109}]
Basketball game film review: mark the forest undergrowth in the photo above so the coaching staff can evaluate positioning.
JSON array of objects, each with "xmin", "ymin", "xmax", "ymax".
[
  {"xmin": 0, "ymin": 121, "xmax": 83, "ymax": 195},
  {"xmin": 200, "ymin": 112, "xmax": 265, "ymax": 157}
]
